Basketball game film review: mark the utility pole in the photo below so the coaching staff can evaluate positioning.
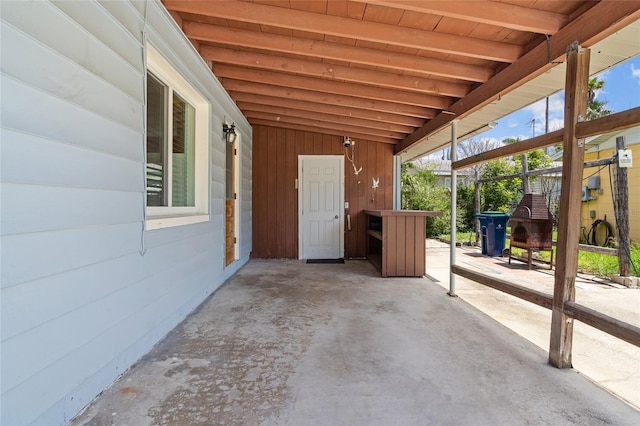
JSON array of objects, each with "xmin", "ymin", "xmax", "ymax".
[
  {"xmin": 521, "ymin": 119, "xmax": 534, "ymax": 194},
  {"xmin": 615, "ymin": 136, "xmax": 630, "ymax": 276}
]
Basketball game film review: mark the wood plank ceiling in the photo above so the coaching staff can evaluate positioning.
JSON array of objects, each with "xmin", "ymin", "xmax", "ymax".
[{"xmin": 162, "ymin": 0, "xmax": 640, "ymax": 153}]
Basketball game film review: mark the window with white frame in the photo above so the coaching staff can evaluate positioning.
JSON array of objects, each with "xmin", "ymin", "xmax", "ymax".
[{"xmin": 145, "ymin": 44, "xmax": 209, "ymax": 230}]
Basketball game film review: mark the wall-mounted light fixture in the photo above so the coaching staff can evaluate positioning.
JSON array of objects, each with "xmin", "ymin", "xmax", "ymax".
[{"xmin": 223, "ymin": 122, "xmax": 237, "ymax": 144}]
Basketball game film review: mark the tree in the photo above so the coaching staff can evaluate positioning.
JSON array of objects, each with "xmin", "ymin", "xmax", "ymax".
[
  {"xmin": 481, "ymin": 158, "xmax": 521, "ymax": 212},
  {"xmin": 587, "ymin": 77, "xmax": 612, "ymax": 120},
  {"xmin": 400, "ymin": 162, "xmax": 466, "ymax": 237},
  {"xmin": 458, "ymin": 138, "xmax": 503, "ymax": 241}
]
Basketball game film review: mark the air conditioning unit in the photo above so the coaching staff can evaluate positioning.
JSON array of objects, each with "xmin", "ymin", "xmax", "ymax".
[{"xmin": 581, "ymin": 186, "xmax": 596, "ymax": 202}]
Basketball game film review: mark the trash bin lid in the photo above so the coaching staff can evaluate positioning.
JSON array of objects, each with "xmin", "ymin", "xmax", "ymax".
[{"xmin": 477, "ymin": 211, "xmax": 510, "ymax": 217}]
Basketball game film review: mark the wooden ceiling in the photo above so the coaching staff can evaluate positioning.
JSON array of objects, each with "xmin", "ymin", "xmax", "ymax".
[{"xmin": 162, "ymin": 0, "xmax": 640, "ymax": 153}]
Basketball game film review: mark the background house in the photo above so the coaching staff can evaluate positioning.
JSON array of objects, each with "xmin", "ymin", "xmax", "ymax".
[
  {"xmin": 419, "ymin": 158, "xmax": 475, "ymax": 190},
  {"xmin": 580, "ymin": 127, "xmax": 640, "ymax": 243}
]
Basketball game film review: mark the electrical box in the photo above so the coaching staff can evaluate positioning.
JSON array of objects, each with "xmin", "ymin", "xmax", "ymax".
[
  {"xmin": 619, "ymin": 149, "xmax": 632, "ymax": 168},
  {"xmin": 587, "ymin": 176, "xmax": 600, "ymax": 190}
]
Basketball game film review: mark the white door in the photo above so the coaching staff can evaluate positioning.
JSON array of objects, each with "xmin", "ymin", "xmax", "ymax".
[{"xmin": 299, "ymin": 155, "xmax": 344, "ymax": 259}]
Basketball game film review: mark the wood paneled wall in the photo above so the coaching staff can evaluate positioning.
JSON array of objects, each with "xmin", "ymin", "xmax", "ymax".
[{"xmin": 252, "ymin": 125, "xmax": 394, "ymax": 258}]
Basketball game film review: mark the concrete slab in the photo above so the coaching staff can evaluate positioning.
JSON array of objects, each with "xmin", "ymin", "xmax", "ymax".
[
  {"xmin": 426, "ymin": 239, "xmax": 640, "ymax": 409},
  {"xmin": 72, "ymin": 258, "xmax": 639, "ymax": 425}
]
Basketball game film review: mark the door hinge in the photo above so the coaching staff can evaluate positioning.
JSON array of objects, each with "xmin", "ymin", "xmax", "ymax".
[
  {"xmin": 234, "ymin": 192, "xmax": 237, "ymax": 200},
  {"xmin": 234, "ymin": 148, "xmax": 237, "ymax": 156},
  {"xmin": 234, "ymin": 237, "xmax": 237, "ymax": 244}
]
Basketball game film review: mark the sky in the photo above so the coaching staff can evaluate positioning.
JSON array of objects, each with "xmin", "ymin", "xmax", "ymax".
[{"xmin": 432, "ymin": 55, "xmax": 640, "ymax": 156}]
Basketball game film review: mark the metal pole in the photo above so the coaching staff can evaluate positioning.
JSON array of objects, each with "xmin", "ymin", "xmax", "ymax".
[
  {"xmin": 449, "ymin": 120, "xmax": 458, "ymax": 297},
  {"xmin": 392, "ymin": 155, "xmax": 402, "ymax": 210}
]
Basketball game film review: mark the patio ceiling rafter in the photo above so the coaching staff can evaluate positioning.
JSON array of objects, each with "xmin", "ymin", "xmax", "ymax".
[
  {"xmin": 185, "ymin": 22, "xmax": 494, "ymax": 82},
  {"xmin": 162, "ymin": 0, "xmax": 640, "ymax": 149},
  {"xmin": 230, "ymin": 92, "xmax": 427, "ymax": 127},
  {"xmin": 164, "ymin": 0, "xmax": 524, "ymax": 62},
  {"xmin": 395, "ymin": 0, "xmax": 640, "ymax": 155},
  {"xmin": 222, "ymin": 79, "xmax": 435, "ymax": 117},
  {"xmin": 351, "ymin": 0, "xmax": 569, "ymax": 34},
  {"xmin": 237, "ymin": 101, "xmax": 416, "ymax": 134},
  {"xmin": 200, "ymin": 45, "xmax": 471, "ymax": 98},
  {"xmin": 212, "ymin": 64, "xmax": 453, "ymax": 109}
]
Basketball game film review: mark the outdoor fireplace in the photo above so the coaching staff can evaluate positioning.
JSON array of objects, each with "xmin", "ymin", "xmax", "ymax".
[{"xmin": 508, "ymin": 193, "xmax": 554, "ymax": 269}]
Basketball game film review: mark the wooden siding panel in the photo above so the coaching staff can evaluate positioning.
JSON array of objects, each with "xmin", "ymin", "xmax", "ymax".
[
  {"xmin": 252, "ymin": 126, "xmax": 268, "ymax": 257},
  {"xmin": 285, "ymin": 129, "xmax": 297, "ymax": 257},
  {"xmin": 276, "ymin": 128, "xmax": 287, "ymax": 256},
  {"xmin": 252, "ymin": 124, "xmax": 393, "ymax": 258},
  {"xmin": 408, "ymin": 217, "xmax": 417, "ymax": 275},
  {"xmin": 241, "ymin": 130, "xmax": 253, "ymax": 259},
  {"xmin": 266, "ymin": 127, "xmax": 278, "ymax": 257},
  {"xmin": 416, "ymin": 216, "xmax": 426, "ymax": 275}
]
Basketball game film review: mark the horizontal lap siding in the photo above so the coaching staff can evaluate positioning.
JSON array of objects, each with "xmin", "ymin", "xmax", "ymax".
[
  {"xmin": 0, "ymin": 1, "xmax": 252, "ymax": 425},
  {"xmin": 252, "ymin": 124, "xmax": 393, "ymax": 259},
  {"xmin": 582, "ymin": 145, "xmax": 640, "ymax": 242}
]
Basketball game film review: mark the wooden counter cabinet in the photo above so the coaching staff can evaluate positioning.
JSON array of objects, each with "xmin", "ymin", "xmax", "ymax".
[{"xmin": 365, "ymin": 210, "xmax": 443, "ymax": 277}]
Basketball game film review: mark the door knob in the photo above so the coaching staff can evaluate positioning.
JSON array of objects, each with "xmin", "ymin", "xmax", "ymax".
[{"xmin": 335, "ymin": 215, "xmax": 339, "ymax": 219}]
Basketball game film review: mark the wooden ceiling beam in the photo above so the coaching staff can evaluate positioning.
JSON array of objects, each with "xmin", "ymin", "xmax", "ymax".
[
  {"xmin": 249, "ymin": 119, "xmax": 397, "ymax": 144},
  {"xmin": 238, "ymin": 101, "xmax": 415, "ymax": 134},
  {"xmin": 395, "ymin": 0, "xmax": 640, "ymax": 155},
  {"xmin": 185, "ymin": 22, "xmax": 493, "ymax": 82},
  {"xmin": 222, "ymin": 79, "xmax": 433, "ymax": 118},
  {"xmin": 452, "ymin": 106, "xmax": 640, "ymax": 171},
  {"xmin": 212, "ymin": 64, "xmax": 452, "ymax": 110},
  {"xmin": 201, "ymin": 46, "xmax": 470, "ymax": 98},
  {"xmin": 230, "ymin": 92, "xmax": 428, "ymax": 126},
  {"xmin": 354, "ymin": 0, "xmax": 567, "ymax": 35},
  {"xmin": 244, "ymin": 110, "xmax": 406, "ymax": 140},
  {"xmin": 165, "ymin": 0, "xmax": 523, "ymax": 62}
]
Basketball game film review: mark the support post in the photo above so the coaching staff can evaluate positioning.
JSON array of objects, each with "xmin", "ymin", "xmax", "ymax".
[
  {"xmin": 521, "ymin": 153, "xmax": 530, "ymax": 193},
  {"xmin": 393, "ymin": 155, "xmax": 402, "ymax": 210},
  {"xmin": 549, "ymin": 43, "xmax": 590, "ymax": 368},
  {"xmin": 615, "ymin": 136, "xmax": 630, "ymax": 276},
  {"xmin": 449, "ymin": 120, "xmax": 458, "ymax": 297}
]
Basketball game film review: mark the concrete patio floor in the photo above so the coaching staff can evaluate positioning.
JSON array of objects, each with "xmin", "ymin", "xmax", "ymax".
[
  {"xmin": 72, "ymin": 252, "xmax": 639, "ymax": 425},
  {"xmin": 425, "ymin": 239, "xmax": 640, "ymax": 411}
]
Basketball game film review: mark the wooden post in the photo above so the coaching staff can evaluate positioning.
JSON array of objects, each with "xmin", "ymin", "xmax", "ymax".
[
  {"xmin": 615, "ymin": 136, "xmax": 630, "ymax": 276},
  {"xmin": 475, "ymin": 169, "xmax": 481, "ymax": 244},
  {"xmin": 549, "ymin": 43, "xmax": 590, "ymax": 368},
  {"xmin": 521, "ymin": 153, "xmax": 530, "ymax": 193}
]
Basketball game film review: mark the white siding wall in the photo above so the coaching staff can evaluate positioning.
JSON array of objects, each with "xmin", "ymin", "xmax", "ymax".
[{"xmin": 0, "ymin": 1, "xmax": 252, "ymax": 424}]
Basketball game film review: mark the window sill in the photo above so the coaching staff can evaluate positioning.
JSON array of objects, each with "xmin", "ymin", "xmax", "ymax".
[{"xmin": 145, "ymin": 214, "xmax": 209, "ymax": 231}]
